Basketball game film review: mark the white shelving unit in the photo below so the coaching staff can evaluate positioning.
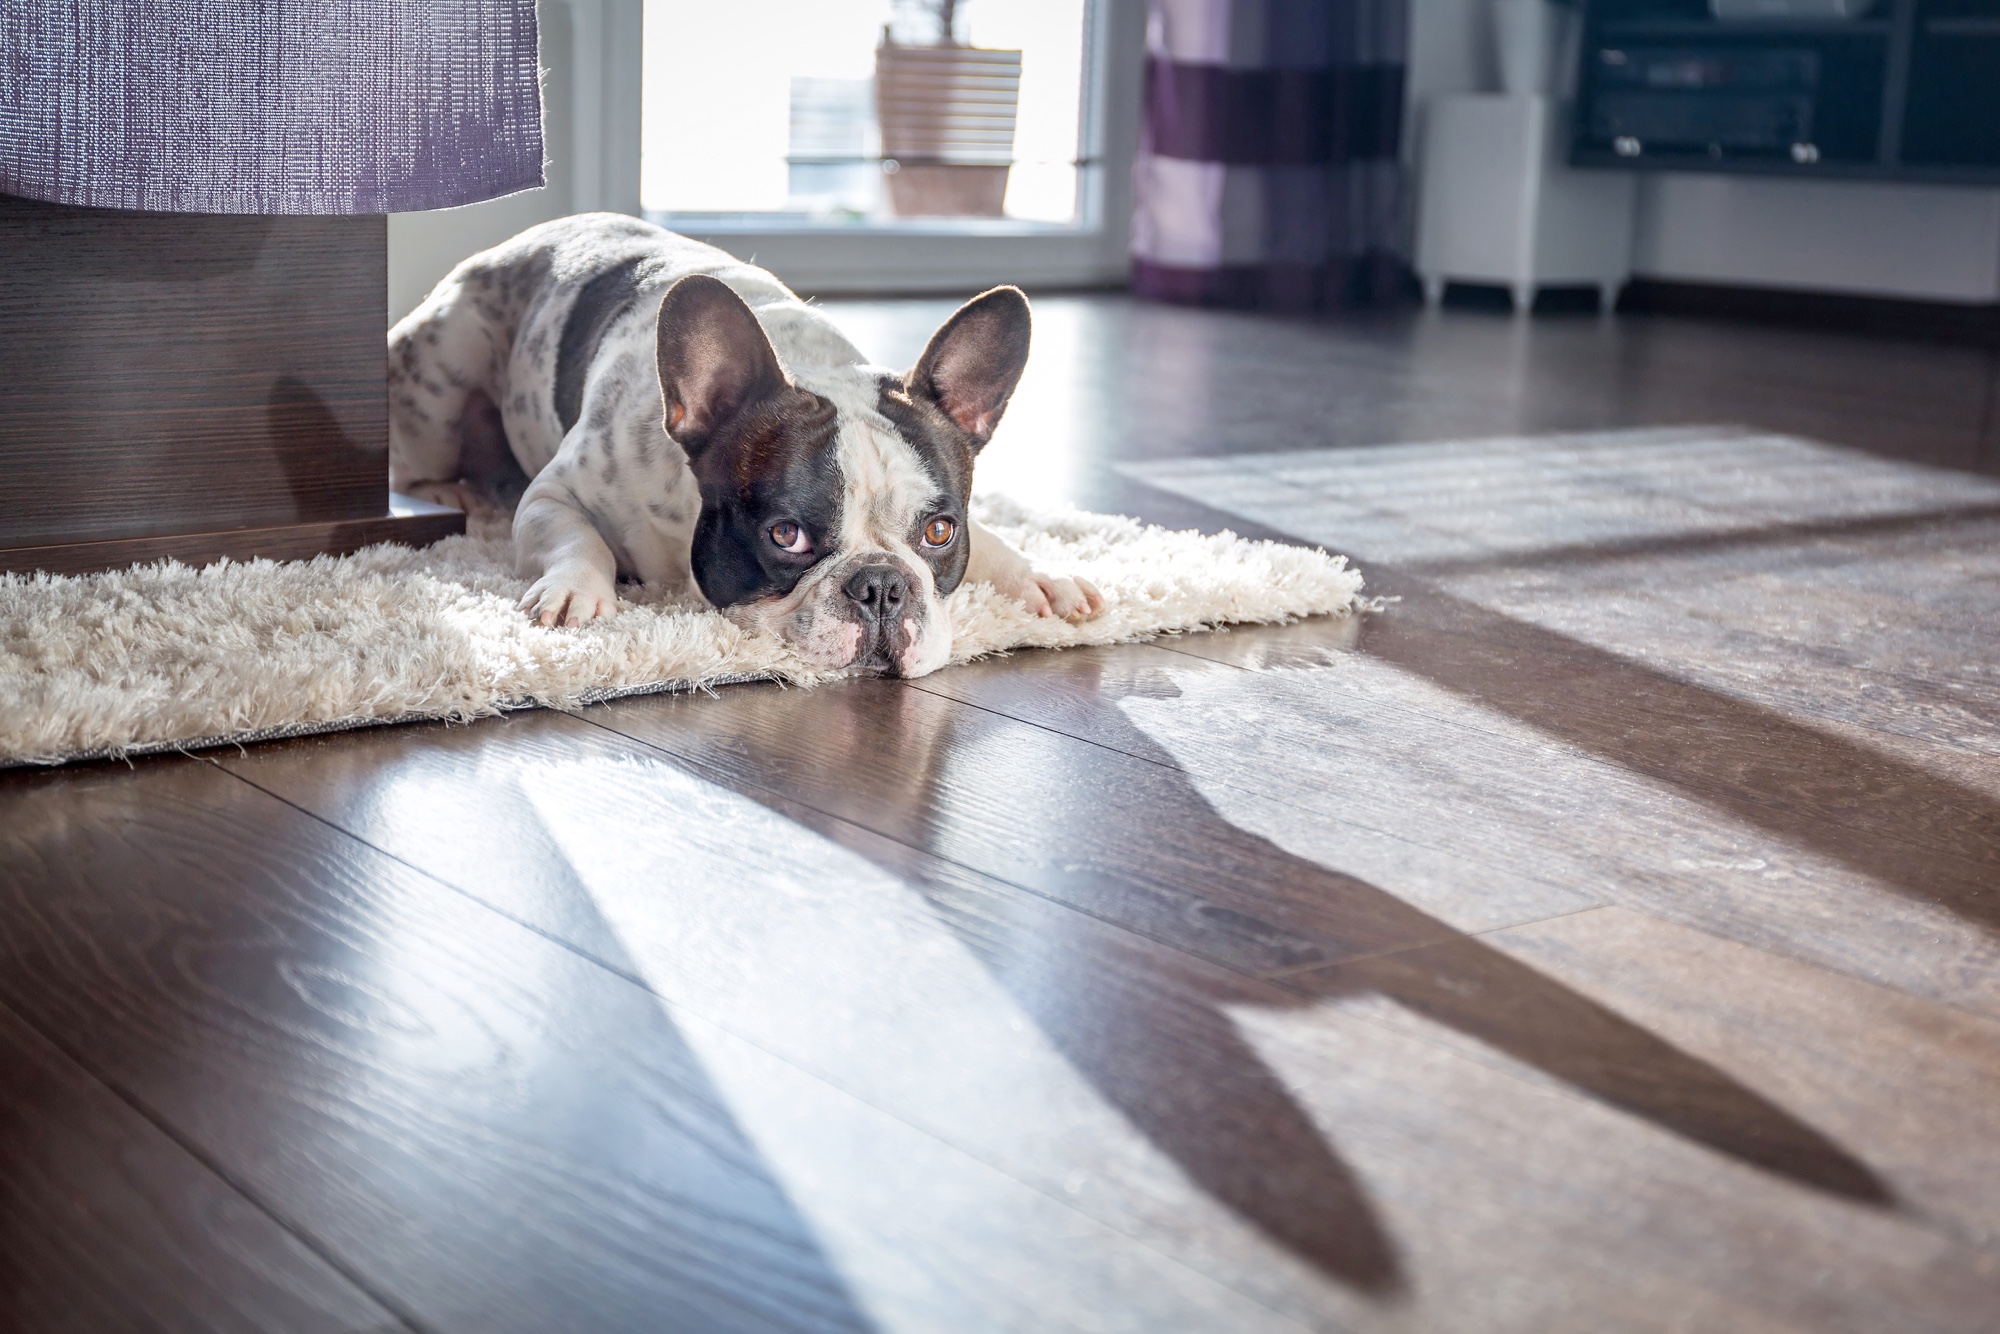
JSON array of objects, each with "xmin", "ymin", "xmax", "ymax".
[{"xmin": 1415, "ymin": 93, "xmax": 1636, "ymax": 314}]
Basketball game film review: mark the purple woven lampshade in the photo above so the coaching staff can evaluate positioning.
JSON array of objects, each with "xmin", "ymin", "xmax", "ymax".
[{"xmin": 0, "ymin": 0, "xmax": 545, "ymax": 215}]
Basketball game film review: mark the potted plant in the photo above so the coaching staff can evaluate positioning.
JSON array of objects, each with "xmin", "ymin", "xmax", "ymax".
[{"xmin": 873, "ymin": 0, "xmax": 1021, "ymax": 217}]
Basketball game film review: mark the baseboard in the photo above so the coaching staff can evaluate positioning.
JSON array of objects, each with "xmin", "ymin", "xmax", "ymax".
[
  {"xmin": 1618, "ymin": 278, "xmax": 2000, "ymax": 348},
  {"xmin": 0, "ymin": 511, "xmax": 466, "ymax": 578}
]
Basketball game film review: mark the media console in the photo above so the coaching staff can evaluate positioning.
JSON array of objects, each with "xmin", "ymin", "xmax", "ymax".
[{"xmin": 1572, "ymin": 0, "xmax": 2000, "ymax": 183}]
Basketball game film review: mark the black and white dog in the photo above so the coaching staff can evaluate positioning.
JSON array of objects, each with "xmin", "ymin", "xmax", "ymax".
[{"xmin": 388, "ymin": 213, "xmax": 1103, "ymax": 678}]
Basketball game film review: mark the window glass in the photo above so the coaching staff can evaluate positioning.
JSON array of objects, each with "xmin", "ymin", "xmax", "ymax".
[{"xmin": 641, "ymin": 0, "xmax": 1088, "ymax": 226}]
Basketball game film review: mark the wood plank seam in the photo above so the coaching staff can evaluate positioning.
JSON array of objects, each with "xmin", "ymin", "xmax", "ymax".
[
  {"xmin": 201, "ymin": 755, "xmax": 662, "ymax": 996},
  {"xmin": 0, "ymin": 987, "xmax": 424, "ymax": 1333},
  {"xmin": 901, "ymin": 672, "xmax": 1634, "ymax": 917},
  {"xmin": 1250, "ymin": 903, "xmax": 1612, "ymax": 982},
  {"xmin": 560, "ymin": 705, "xmax": 1506, "ymax": 979},
  {"xmin": 1393, "ymin": 500, "xmax": 2000, "ymax": 579}
]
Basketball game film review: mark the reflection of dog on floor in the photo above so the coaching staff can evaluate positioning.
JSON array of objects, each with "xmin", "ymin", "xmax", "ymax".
[{"xmin": 388, "ymin": 213, "xmax": 1103, "ymax": 676}]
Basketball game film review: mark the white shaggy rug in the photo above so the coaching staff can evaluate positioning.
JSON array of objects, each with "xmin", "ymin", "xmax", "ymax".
[{"xmin": 0, "ymin": 495, "xmax": 1368, "ymax": 767}]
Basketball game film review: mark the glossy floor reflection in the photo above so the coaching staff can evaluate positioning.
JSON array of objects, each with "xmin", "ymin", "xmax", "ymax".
[
  {"xmin": 0, "ymin": 757, "xmax": 873, "ymax": 1334},
  {"xmin": 5, "ymin": 297, "xmax": 2000, "ymax": 1331}
]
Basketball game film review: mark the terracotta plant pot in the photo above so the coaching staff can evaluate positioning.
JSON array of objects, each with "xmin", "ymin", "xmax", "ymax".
[{"xmin": 873, "ymin": 41, "xmax": 1021, "ymax": 218}]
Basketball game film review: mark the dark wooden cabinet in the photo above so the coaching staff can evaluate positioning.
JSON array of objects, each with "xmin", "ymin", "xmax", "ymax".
[
  {"xmin": 1902, "ymin": 1, "xmax": 2000, "ymax": 169},
  {"xmin": 0, "ymin": 194, "xmax": 461, "ymax": 575},
  {"xmin": 1574, "ymin": 0, "xmax": 2000, "ymax": 183}
]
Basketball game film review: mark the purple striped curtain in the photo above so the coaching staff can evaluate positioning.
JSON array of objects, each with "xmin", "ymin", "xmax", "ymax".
[
  {"xmin": 1132, "ymin": 0, "xmax": 1410, "ymax": 311},
  {"xmin": 0, "ymin": 1, "xmax": 543, "ymax": 215}
]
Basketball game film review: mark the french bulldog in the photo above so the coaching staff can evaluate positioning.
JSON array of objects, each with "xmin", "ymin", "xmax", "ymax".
[{"xmin": 388, "ymin": 213, "xmax": 1102, "ymax": 677}]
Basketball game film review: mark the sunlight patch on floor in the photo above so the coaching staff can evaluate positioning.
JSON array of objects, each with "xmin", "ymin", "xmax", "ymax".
[
  {"xmin": 1123, "ymin": 428, "xmax": 2000, "ymax": 791},
  {"xmin": 1114, "ymin": 660, "xmax": 1993, "ymax": 1001},
  {"xmin": 517, "ymin": 755, "xmax": 1311, "ymax": 1332}
]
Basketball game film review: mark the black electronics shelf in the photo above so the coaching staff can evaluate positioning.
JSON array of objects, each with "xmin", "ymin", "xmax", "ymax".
[{"xmin": 1572, "ymin": 0, "xmax": 2000, "ymax": 184}]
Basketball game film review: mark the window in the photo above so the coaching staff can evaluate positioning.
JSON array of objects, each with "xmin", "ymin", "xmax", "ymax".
[
  {"xmin": 636, "ymin": 0, "xmax": 1141, "ymax": 291},
  {"xmin": 643, "ymin": 0, "xmax": 1088, "ymax": 226}
]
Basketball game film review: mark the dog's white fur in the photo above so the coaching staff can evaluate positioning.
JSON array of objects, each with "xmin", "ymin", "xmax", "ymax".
[{"xmin": 388, "ymin": 214, "xmax": 1099, "ymax": 675}]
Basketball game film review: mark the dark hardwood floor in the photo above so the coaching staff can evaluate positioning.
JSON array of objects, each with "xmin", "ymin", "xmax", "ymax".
[{"xmin": 5, "ymin": 299, "xmax": 2000, "ymax": 1331}]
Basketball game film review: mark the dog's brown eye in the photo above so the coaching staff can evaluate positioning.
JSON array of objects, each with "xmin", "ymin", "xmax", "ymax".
[
  {"xmin": 769, "ymin": 521, "xmax": 811, "ymax": 554},
  {"xmin": 922, "ymin": 516, "xmax": 956, "ymax": 548}
]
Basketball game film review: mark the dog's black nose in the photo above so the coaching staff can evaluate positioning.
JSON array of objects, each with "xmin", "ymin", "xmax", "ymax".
[{"xmin": 843, "ymin": 564, "xmax": 909, "ymax": 622}]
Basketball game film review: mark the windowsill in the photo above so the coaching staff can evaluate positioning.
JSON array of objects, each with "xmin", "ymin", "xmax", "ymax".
[{"xmin": 650, "ymin": 211, "xmax": 1093, "ymax": 239}]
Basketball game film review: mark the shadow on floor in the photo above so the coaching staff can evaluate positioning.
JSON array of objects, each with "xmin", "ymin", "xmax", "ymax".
[
  {"xmin": 677, "ymin": 670, "xmax": 1895, "ymax": 1302},
  {"xmin": 1109, "ymin": 477, "xmax": 2000, "ymax": 945}
]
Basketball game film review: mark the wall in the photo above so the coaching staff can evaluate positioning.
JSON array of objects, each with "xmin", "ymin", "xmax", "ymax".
[
  {"xmin": 1405, "ymin": 0, "xmax": 1490, "ymax": 134},
  {"xmin": 1404, "ymin": 0, "xmax": 2000, "ymax": 304},
  {"xmin": 1631, "ymin": 175, "xmax": 2000, "ymax": 303}
]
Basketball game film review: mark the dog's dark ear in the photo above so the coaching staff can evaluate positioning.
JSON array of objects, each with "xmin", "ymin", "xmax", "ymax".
[
  {"xmin": 907, "ymin": 285, "xmax": 1031, "ymax": 448},
  {"xmin": 655, "ymin": 274, "xmax": 787, "ymax": 455}
]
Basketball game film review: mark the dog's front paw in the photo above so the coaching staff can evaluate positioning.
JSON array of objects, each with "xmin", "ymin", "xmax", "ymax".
[
  {"xmin": 1007, "ymin": 569, "xmax": 1105, "ymax": 622},
  {"xmin": 519, "ymin": 567, "xmax": 619, "ymax": 627}
]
